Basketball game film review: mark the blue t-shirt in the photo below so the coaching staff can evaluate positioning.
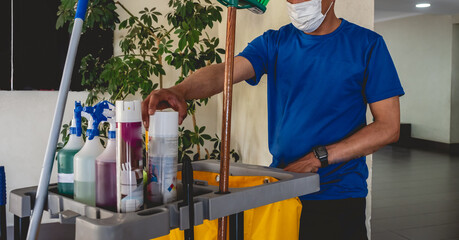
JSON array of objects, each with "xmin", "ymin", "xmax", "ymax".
[{"xmin": 238, "ymin": 19, "xmax": 405, "ymax": 200}]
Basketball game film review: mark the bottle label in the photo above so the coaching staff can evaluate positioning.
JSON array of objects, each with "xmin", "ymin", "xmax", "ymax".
[
  {"xmin": 147, "ymin": 156, "xmax": 177, "ymax": 204},
  {"xmin": 58, "ymin": 173, "xmax": 74, "ymax": 183},
  {"xmin": 120, "ymin": 164, "xmax": 144, "ymax": 212},
  {"xmin": 149, "ymin": 137, "xmax": 178, "ymax": 156}
]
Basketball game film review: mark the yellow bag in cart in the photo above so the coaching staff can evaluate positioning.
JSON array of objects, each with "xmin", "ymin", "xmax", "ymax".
[{"xmin": 153, "ymin": 171, "xmax": 302, "ymax": 240}]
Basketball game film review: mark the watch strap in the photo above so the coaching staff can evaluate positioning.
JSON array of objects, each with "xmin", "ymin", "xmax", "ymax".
[{"xmin": 313, "ymin": 146, "xmax": 329, "ymax": 168}]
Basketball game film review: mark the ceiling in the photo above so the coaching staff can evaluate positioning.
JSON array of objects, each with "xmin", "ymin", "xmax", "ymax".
[{"xmin": 375, "ymin": 0, "xmax": 459, "ymax": 22}]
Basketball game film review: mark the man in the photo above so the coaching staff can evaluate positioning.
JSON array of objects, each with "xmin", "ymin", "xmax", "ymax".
[{"xmin": 142, "ymin": 0, "xmax": 404, "ymax": 239}]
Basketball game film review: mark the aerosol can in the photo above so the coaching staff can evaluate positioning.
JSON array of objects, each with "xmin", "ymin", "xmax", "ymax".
[
  {"xmin": 147, "ymin": 111, "xmax": 179, "ymax": 204},
  {"xmin": 74, "ymin": 101, "xmax": 110, "ymax": 206},
  {"xmin": 116, "ymin": 100, "xmax": 144, "ymax": 213},
  {"xmin": 95, "ymin": 102, "xmax": 117, "ymax": 210},
  {"xmin": 57, "ymin": 101, "xmax": 84, "ymax": 196}
]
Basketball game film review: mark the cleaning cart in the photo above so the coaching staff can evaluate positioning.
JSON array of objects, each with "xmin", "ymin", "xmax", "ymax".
[{"xmin": 10, "ymin": 161, "xmax": 319, "ymax": 239}]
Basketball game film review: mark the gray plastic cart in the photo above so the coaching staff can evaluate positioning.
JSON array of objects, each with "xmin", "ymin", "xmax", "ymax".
[{"xmin": 9, "ymin": 160, "xmax": 319, "ymax": 240}]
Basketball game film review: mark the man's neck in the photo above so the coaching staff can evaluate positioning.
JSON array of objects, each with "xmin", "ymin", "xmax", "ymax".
[{"xmin": 305, "ymin": 12, "xmax": 341, "ymax": 36}]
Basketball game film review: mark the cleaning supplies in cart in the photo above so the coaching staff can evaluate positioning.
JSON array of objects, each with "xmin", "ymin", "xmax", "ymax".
[
  {"xmin": 147, "ymin": 111, "xmax": 179, "ymax": 204},
  {"xmin": 116, "ymin": 100, "xmax": 144, "ymax": 213},
  {"xmin": 74, "ymin": 101, "xmax": 110, "ymax": 206},
  {"xmin": 57, "ymin": 101, "xmax": 84, "ymax": 196},
  {"xmin": 95, "ymin": 102, "xmax": 117, "ymax": 211}
]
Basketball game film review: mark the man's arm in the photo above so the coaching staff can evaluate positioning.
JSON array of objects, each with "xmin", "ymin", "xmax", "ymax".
[
  {"xmin": 141, "ymin": 56, "xmax": 255, "ymax": 128},
  {"xmin": 284, "ymin": 96, "xmax": 401, "ymax": 173}
]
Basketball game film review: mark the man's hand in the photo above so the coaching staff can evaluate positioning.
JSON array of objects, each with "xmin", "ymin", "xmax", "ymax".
[
  {"xmin": 141, "ymin": 88, "xmax": 188, "ymax": 129},
  {"xmin": 284, "ymin": 152, "xmax": 322, "ymax": 173}
]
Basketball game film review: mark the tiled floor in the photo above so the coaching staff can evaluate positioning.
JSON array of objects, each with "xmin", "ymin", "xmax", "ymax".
[{"xmin": 372, "ymin": 146, "xmax": 459, "ymax": 240}]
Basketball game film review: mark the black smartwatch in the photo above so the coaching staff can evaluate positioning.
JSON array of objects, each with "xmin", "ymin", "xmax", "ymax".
[{"xmin": 313, "ymin": 146, "xmax": 329, "ymax": 168}]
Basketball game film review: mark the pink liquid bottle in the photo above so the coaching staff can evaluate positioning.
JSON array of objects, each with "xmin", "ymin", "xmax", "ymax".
[
  {"xmin": 95, "ymin": 102, "xmax": 117, "ymax": 211},
  {"xmin": 116, "ymin": 100, "xmax": 144, "ymax": 213}
]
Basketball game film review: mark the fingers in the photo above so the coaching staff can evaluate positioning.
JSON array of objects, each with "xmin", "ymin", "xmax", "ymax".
[
  {"xmin": 283, "ymin": 160, "xmax": 318, "ymax": 173},
  {"xmin": 283, "ymin": 164, "xmax": 297, "ymax": 172},
  {"xmin": 141, "ymin": 89, "xmax": 188, "ymax": 129},
  {"xmin": 142, "ymin": 95, "xmax": 150, "ymax": 129},
  {"xmin": 167, "ymin": 95, "xmax": 187, "ymax": 125},
  {"xmin": 148, "ymin": 92, "xmax": 160, "ymax": 116}
]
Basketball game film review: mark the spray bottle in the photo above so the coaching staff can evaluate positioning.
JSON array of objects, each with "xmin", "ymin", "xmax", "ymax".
[
  {"xmin": 95, "ymin": 102, "xmax": 117, "ymax": 211},
  {"xmin": 73, "ymin": 101, "xmax": 109, "ymax": 206},
  {"xmin": 147, "ymin": 111, "xmax": 179, "ymax": 204},
  {"xmin": 116, "ymin": 100, "xmax": 144, "ymax": 213},
  {"xmin": 57, "ymin": 101, "xmax": 84, "ymax": 196}
]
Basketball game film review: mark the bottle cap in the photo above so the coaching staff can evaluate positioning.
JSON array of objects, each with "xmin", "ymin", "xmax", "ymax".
[
  {"xmin": 70, "ymin": 119, "xmax": 77, "ymax": 135},
  {"xmin": 116, "ymin": 100, "xmax": 142, "ymax": 123},
  {"xmin": 149, "ymin": 111, "xmax": 178, "ymax": 137}
]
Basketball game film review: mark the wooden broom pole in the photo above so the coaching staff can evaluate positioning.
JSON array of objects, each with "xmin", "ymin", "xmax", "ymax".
[{"xmin": 218, "ymin": 6, "xmax": 237, "ymax": 240}]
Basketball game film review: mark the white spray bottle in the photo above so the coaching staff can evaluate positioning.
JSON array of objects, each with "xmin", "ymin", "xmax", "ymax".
[
  {"xmin": 73, "ymin": 101, "xmax": 109, "ymax": 206},
  {"xmin": 95, "ymin": 102, "xmax": 117, "ymax": 210},
  {"xmin": 57, "ymin": 101, "xmax": 84, "ymax": 196}
]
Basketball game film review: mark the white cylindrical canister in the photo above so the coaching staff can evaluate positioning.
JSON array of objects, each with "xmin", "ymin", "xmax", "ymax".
[
  {"xmin": 147, "ymin": 111, "xmax": 179, "ymax": 204},
  {"xmin": 116, "ymin": 100, "xmax": 144, "ymax": 213}
]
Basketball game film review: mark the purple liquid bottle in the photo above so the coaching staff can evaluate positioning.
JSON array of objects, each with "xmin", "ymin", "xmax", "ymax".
[
  {"xmin": 95, "ymin": 103, "xmax": 117, "ymax": 211},
  {"xmin": 95, "ymin": 103, "xmax": 116, "ymax": 211},
  {"xmin": 95, "ymin": 139, "xmax": 117, "ymax": 210},
  {"xmin": 116, "ymin": 101, "xmax": 144, "ymax": 213}
]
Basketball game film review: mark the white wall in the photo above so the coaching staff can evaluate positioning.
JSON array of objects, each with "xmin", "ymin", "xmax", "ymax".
[
  {"xmin": 375, "ymin": 15, "xmax": 455, "ymax": 143},
  {"xmin": 0, "ymin": 91, "xmax": 88, "ymax": 226}
]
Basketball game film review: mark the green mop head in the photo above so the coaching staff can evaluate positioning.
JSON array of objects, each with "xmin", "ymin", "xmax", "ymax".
[{"xmin": 217, "ymin": 0, "xmax": 270, "ymax": 14}]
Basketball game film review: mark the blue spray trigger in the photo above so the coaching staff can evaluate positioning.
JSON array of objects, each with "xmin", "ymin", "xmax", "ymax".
[
  {"xmin": 93, "ymin": 101, "xmax": 110, "ymax": 125},
  {"xmin": 82, "ymin": 106, "xmax": 97, "ymax": 140},
  {"xmin": 100, "ymin": 101, "xmax": 116, "ymax": 139},
  {"xmin": 82, "ymin": 101, "xmax": 114, "ymax": 140},
  {"xmin": 74, "ymin": 101, "xmax": 83, "ymax": 137}
]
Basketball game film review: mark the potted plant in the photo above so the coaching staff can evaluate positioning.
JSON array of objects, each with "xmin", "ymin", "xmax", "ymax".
[{"xmin": 57, "ymin": 0, "xmax": 240, "ymax": 162}]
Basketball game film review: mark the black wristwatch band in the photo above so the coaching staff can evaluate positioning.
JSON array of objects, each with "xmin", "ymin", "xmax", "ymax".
[{"xmin": 313, "ymin": 146, "xmax": 329, "ymax": 168}]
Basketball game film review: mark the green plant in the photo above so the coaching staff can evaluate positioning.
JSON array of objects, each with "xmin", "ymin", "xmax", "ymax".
[
  {"xmin": 56, "ymin": 0, "xmax": 119, "ymax": 33},
  {"xmin": 57, "ymin": 0, "xmax": 240, "ymax": 162}
]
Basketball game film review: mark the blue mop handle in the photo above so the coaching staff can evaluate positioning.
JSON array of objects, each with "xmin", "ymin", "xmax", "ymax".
[
  {"xmin": 27, "ymin": 0, "xmax": 89, "ymax": 239},
  {"xmin": 75, "ymin": 0, "xmax": 89, "ymax": 20}
]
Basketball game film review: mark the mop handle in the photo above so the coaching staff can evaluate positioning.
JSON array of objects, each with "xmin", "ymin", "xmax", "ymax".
[
  {"xmin": 27, "ymin": 1, "xmax": 89, "ymax": 239},
  {"xmin": 218, "ymin": 6, "xmax": 237, "ymax": 240}
]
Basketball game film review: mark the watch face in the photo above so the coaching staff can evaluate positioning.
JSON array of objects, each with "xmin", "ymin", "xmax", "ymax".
[{"xmin": 316, "ymin": 146, "xmax": 328, "ymax": 158}]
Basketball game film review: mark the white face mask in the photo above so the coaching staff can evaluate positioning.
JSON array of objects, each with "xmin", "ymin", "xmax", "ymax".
[{"xmin": 286, "ymin": 0, "xmax": 334, "ymax": 33}]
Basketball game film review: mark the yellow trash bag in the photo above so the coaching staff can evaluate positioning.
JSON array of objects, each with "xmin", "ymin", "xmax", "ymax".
[{"xmin": 152, "ymin": 171, "xmax": 302, "ymax": 240}]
